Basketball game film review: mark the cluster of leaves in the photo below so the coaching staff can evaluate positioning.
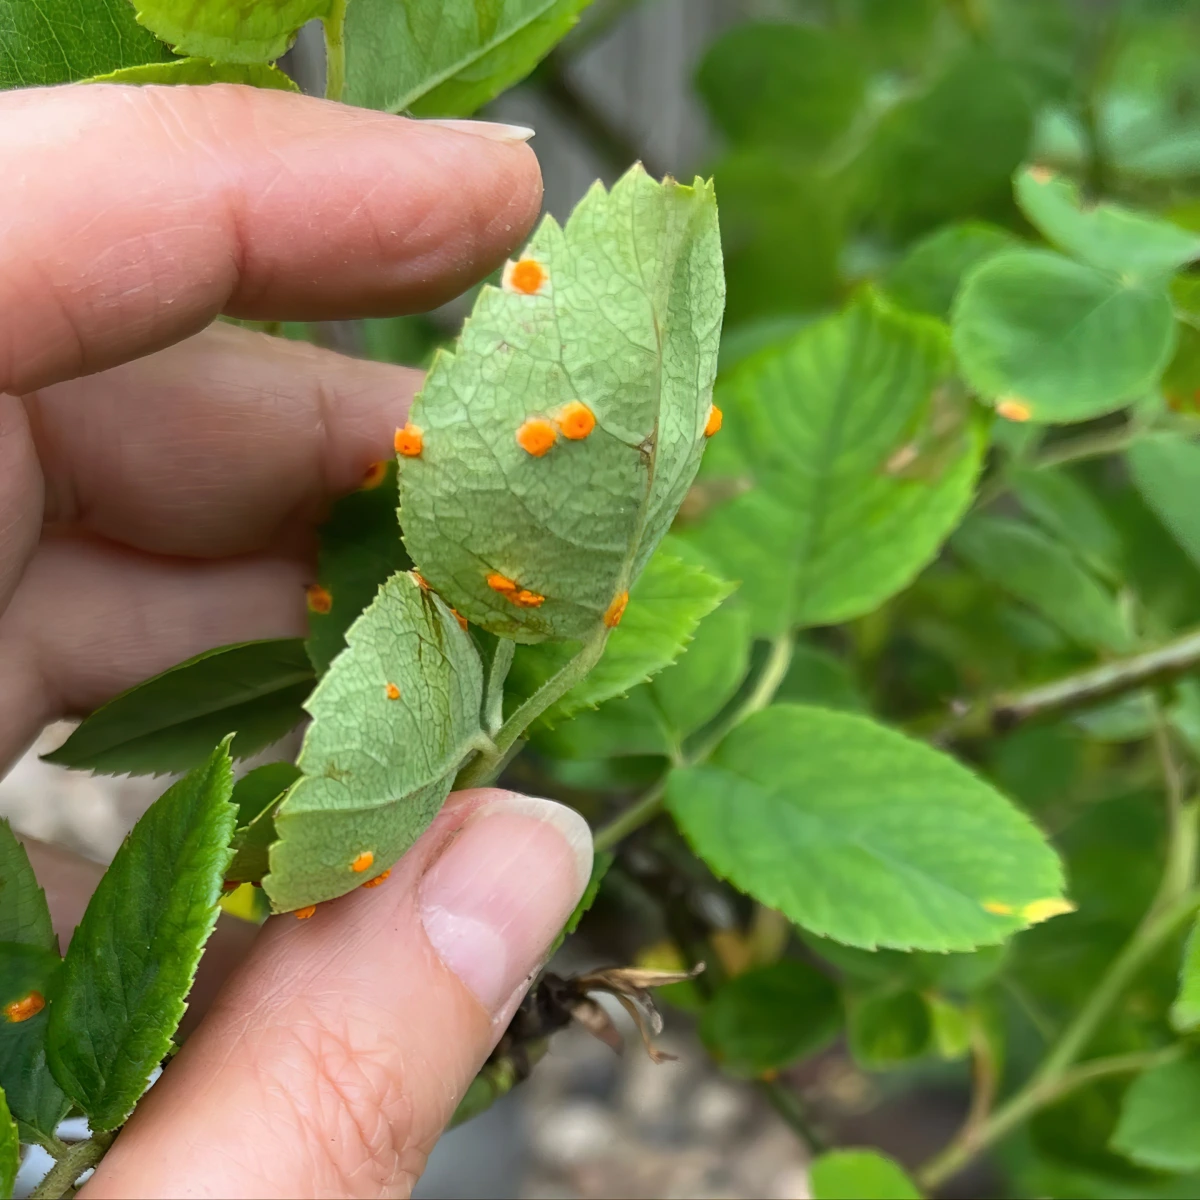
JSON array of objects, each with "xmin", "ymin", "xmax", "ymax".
[{"xmin": 4, "ymin": 1, "xmax": 1200, "ymax": 1198}]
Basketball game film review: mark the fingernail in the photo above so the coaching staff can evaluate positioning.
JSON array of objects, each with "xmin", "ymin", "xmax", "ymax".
[
  {"xmin": 417, "ymin": 118, "xmax": 536, "ymax": 143},
  {"xmin": 419, "ymin": 792, "xmax": 592, "ymax": 1015}
]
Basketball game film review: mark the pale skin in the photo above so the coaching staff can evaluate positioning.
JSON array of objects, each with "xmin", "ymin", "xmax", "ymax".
[{"xmin": 0, "ymin": 83, "xmax": 593, "ymax": 1198}]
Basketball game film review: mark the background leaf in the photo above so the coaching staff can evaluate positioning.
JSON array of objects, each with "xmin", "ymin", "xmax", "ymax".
[
  {"xmin": 0, "ymin": 1086, "xmax": 16, "ymax": 1200},
  {"xmin": 266, "ymin": 571, "xmax": 484, "ymax": 912},
  {"xmin": 400, "ymin": 165, "xmax": 724, "ymax": 642},
  {"xmin": 1172, "ymin": 919, "xmax": 1200, "ymax": 1033},
  {"xmin": 44, "ymin": 639, "xmax": 314, "ymax": 777},
  {"xmin": 684, "ymin": 293, "xmax": 982, "ymax": 636},
  {"xmin": 1127, "ymin": 433, "xmax": 1200, "ymax": 569},
  {"xmin": 46, "ymin": 742, "xmax": 236, "ymax": 1132},
  {"xmin": 848, "ymin": 989, "xmax": 933, "ymax": 1069},
  {"xmin": 343, "ymin": 0, "xmax": 593, "ymax": 115},
  {"xmin": 952, "ymin": 248, "xmax": 1177, "ymax": 423},
  {"xmin": 667, "ymin": 705, "xmax": 1066, "ymax": 952},
  {"xmin": 1110, "ymin": 1054, "xmax": 1200, "ymax": 1172},
  {"xmin": 224, "ymin": 762, "xmax": 302, "ymax": 886},
  {"xmin": 88, "ymin": 58, "xmax": 299, "ymax": 87},
  {"xmin": 0, "ymin": 821, "xmax": 53, "ymax": 952},
  {"xmin": 809, "ymin": 1149, "xmax": 921, "ymax": 1200},
  {"xmin": 130, "ymin": 0, "xmax": 328, "ymax": 63},
  {"xmin": 699, "ymin": 960, "xmax": 842, "ymax": 1078}
]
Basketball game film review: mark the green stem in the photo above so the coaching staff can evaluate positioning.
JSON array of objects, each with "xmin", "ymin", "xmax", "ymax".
[
  {"xmin": 322, "ymin": 0, "xmax": 347, "ymax": 102},
  {"xmin": 760, "ymin": 1078, "xmax": 825, "ymax": 1152},
  {"xmin": 30, "ymin": 1132, "xmax": 115, "ymax": 1200},
  {"xmin": 1034, "ymin": 424, "xmax": 1135, "ymax": 471},
  {"xmin": 593, "ymin": 776, "xmax": 668, "ymax": 852}
]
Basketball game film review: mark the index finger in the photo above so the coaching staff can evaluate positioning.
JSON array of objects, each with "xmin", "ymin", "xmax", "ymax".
[{"xmin": 0, "ymin": 84, "xmax": 542, "ymax": 395}]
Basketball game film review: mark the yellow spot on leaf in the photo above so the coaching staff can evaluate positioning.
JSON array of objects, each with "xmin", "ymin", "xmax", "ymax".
[
  {"xmin": 385, "ymin": 683, "xmax": 401, "ymax": 701},
  {"xmin": 1021, "ymin": 897, "xmax": 1076, "ymax": 925},
  {"xmin": 394, "ymin": 424, "xmax": 424, "ymax": 457},
  {"xmin": 604, "ymin": 590, "xmax": 630, "ymax": 628},
  {"xmin": 983, "ymin": 901, "xmax": 1014, "ymax": 916},
  {"xmin": 996, "ymin": 397, "xmax": 1033, "ymax": 423},
  {"xmin": 362, "ymin": 869, "xmax": 391, "ymax": 889},
  {"xmin": 306, "ymin": 584, "xmax": 333, "ymax": 615},
  {"xmin": 704, "ymin": 404, "xmax": 723, "ymax": 437},
  {"xmin": 351, "ymin": 851, "xmax": 375, "ymax": 873},
  {"xmin": 294, "ymin": 905, "xmax": 317, "ymax": 920},
  {"xmin": 517, "ymin": 418, "xmax": 557, "ymax": 457},
  {"xmin": 504, "ymin": 257, "xmax": 548, "ymax": 295},
  {"xmin": 361, "ymin": 461, "xmax": 388, "ymax": 490},
  {"xmin": 557, "ymin": 400, "xmax": 596, "ymax": 440},
  {"xmin": 4, "ymin": 991, "xmax": 44, "ymax": 1023}
]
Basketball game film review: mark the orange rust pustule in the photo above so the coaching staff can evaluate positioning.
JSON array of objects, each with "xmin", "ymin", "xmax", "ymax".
[
  {"xmin": 704, "ymin": 405, "xmax": 723, "ymax": 437},
  {"xmin": 351, "ymin": 851, "xmax": 375, "ymax": 873},
  {"xmin": 487, "ymin": 573, "xmax": 518, "ymax": 594},
  {"xmin": 506, "ymin": 258, "xmax": 548, "ymax": 295},
  {"xmin": 385, "ymin": 682, "xmax": 401, "ymax": 701},
  {"xmin": 557, "ymin": 401, "xmax": 596, "ymax": 440},
  {"xmin": 362, "ymin": 869, "xmax": 391, "ymax": 889},
  {"xmin": 451, "ymin": 608, "xmax": 470, "ymax": 631},
  {"xmin": 996, "ymin": 398, "xmax": 1033, "ymax": 423},
  {"xmin": 411, "ymin": 571, "xmax": 431, "ymax": 590},
  {"xmin": 294, "ymin": 905, "xmax": 317, "ymax": 920},
  {"xmin": 517, "ymin": 418, "xmax": 557, "ymax": 457},
  {"xmin": 306, "ymin": 584, "xmax": 333, "ymax": 615},
  {"xmin": 510, "ymin": 589, "xmax": 545, "ymax": 608},
  {"xmin": 5, "ymin": 992, "xmax": 45, "ymax": 1023},
  {"xmin": 604, "ymin": 591, "xmax": 630, "ymax": 628},
  {"xmin": 394, "ymin": 424, "xmax": 424, "ymax": 457},
  {"xmin": 361, "ymin": 461, "xmax": 389, "ymax": 490}
]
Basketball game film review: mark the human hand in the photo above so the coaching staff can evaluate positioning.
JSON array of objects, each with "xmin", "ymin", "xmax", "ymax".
[{"xmin": 1, "ymin": 83, "xmax": 593, "ymax": 1198}]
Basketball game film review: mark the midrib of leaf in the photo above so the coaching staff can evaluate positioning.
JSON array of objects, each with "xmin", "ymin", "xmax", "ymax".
[{"xmin": 392, "ymin": 0, "xmax": 573, "ymax": 111}]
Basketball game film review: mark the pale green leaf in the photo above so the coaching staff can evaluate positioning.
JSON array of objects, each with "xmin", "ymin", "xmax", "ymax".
[
  {"xmin": 0, "ymin": 0, "xmax": 173, "ymax": 89},
  {"xmin": 699, "ymin": 960, "xmax": 842, "ymax": 1078},
  {"xmin": 44, "ymin": 639, "xmax": 314, "ymax": 777},
  {"xmin": 265, "ymin": 571, "xmax": 485, "ymax": 912},
  {"xmin": 89, "ymin": 58, "xmax": 299, "ymax": 88},
  {"xmin": 46, "ymin": 743, "xmax": 236, "ymax": 1132},
  {"xmin": 1111, "ymin": 1055, "xmax": 1200, "ymax": 1172},
  {"xmin": 400, "ymin": 165, "xmax": 723, "ymax": 642},
  {"xmin": 1172, "ymin": 918, "xmax": 1200, "ymax": 1033},
  {"xmin": 508, "ymin": 549, "xmax": 732, "ymax": 726},
  {"xmin": 848, "ymin": 989, "xmax": 932, "ymax": 1068},
  {"xmin": 810, "ymin": 1149, "xmax": 921, "ymax": 1200},
  {"xmin": 952, "ymin": 249, "xmax": 1177, "ymax": 423},
  {"xmin": 344, "ymin": 0, "xmax": 593, "ymax": 115},
  {"xmin": 1127, "ymin": 433, "xmax": 1200, "ymax": 569},
  {"xmin": 1015, "ymin": 166, "xmax": 1200, "ymax": 281},
  {"xmin": 0, "ymin": 1085, "xmax": 15, "ymax": 1200},
  {"xmin": 131, "ymin": 0, "xmax": 329, "ymax": 64},
  {"xmin": 667, "ymin": 705, "xmax": 1067, "ymax": 952},
  {"xmin": 0, "ymin": 821, "xmax": 53, "ymax": 952},
  {"xmin": 684, "ymin": 293, "xmax": 983, "ymax": 637},
  {"xmin": 952, "ymin": 516, "xmax": 1133, "ymax": 653}
]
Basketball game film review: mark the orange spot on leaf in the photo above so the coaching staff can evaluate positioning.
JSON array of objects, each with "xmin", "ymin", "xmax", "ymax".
[
  {"xmin": 517, "ymin": 418, "xmax": 557, "ymax": 457},
  {"xmin": 4, "ymin": 992, "xmax": 45, "ymax": 1023},
  {"xmin": 704, "ymin": 405, "xmax": 723, "ymax": 437},
  {"xmin": 351, "ymin": 851, "xmax": 375, "ymax": 873},
  {"xmin": 996, "ymin": 397, "xmax": 1033, "ymax": 423},
  {"xmin": 1029, "ymin": 164, "xmax": 1055, "ymax": 185},
  {"xmin": 362, "ymin": 869, "xmax": 391, "ymax": 889},
  {"xmin": 451, "ymin": 608, "xmax": 470, "ymax": 631},
  {"xmin": 306, "ymin": 584, "xmax": 333, "ymax": 615},
  {"xmin": 294, "ymin": 905, "xmax": 317, "ymax": 920},
  {"xmin": 604, "ymin": 591, "xmax": 630, "ymax": 628},
  {"xmin": 411, "ymin": 571, "xmax": 431, "ymax": 591},
  {"xmin": 394, "ymin": 424, "xmax": 424, "ymax": 457},
  {"xmin": 505, "ymin": 257, "xmax": 548, "ymax": 295},
  {"xmin": 511, "ymin": 589, "xmax": 545, "ymax": 608},
  {"xmin": 557, "ymin": 400, "xmax": 596, "ymax": 440},
  {"xmin": 386, "ymin": 683, "xmax": 401, "ymax": 701},
  {"xmin": 487, "ymin": 573, "xmax": 518, "ymax": 594},
  {"xmin": 361, "ymin": 461, "xmax": 388, "ymax": 490}
]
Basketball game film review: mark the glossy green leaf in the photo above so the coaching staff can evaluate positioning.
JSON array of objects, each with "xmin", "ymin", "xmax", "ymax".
[
  {"xmin": 667, "ymin": 705, "xmax": 1067, "ymax": 952},
  {"xmin": 0, "ymin": 945, "xmax": 58, "ymax": 1015},
  {"xmin": 400, "ymin": 165, "xmax": 723, "ymax": 642},
  {"xmin": 1127, "ymin": 433, "xmax": 1200, "ymax": 569},
  {"xmin": 952, "ymin": 516, "xmax": 1132, "ymax": 653},
  {"xmin": 131, "ymin": 0, "xmax": 328, "ymax": 63},
  {"xmin": 508, "ymin": 549, "xmax": 732, "ymax": 726},
  {"xmin": 952, "ymin": 249, "xmax": 1177, "ymax": 423},
  {"xmin": 884, "ymin": 222, "xmax": 1020, "ymax": 320},
  {"xmin": 700, "ymin": 960, "xmax": 842, "ymax": 1078},
  {"xmin": 46, "ymin": 743, "xmax": 237, "ymax": 1132},
  {"xmin": 224, "ymin": 763, "xmax": 302, "ymax": 886},
  {"xmin": 848, "ymin": 989, "xmax": 932, "ymax": 1068},
  {"xmin": 89, "ymin": 57, "xmax": 298, "ymax": 87},
  {"xmin": 1173, "ymin": 918, "xmax": 1200, "ymax": 1033},
  {"xmin": 307, "ymin": 461, "xmax": 412, "ymax": 676},
  {"xmin": 1016, "ymin": 166, "xmax": 1200, "ymax": 281},
  {"xmin": 44, "ymin": 639, "xmax": 314, "ymax": 777},
  {"xmin": 696, "ymin": 23, "xmax": 865, "ymax": 156},
  {"xmin": 0, "ymin": 821, "xmax": 53, "ymax": 952},
  {"xmin": 1110, "ymin": 1055, "xmax": 1200, "ymax": 1172},
  {"xmin": 0, "ymin": 0, "xmax": 174, "ymax": 89},
  {"xmin": 265, "ymin": 571, "xmax": 485, "ymax": 912},
  {"xmin": 1011, "ymin": 467, "xmax": 1122, "ymax": 581},
  {"xmin": 684, "ymin": 294, "xmax": 982, "ymax": 637},
  {"xmin": 810, "ymin": 1149, "xmax": 921, "ymax": 1200},
  {"xmin": 0, "ymin": 1085, "xmax": 15, "ymax": 1200},
  {"xmin": 343, "ymin": 0, "xmax": 593, "ymax": 115}
]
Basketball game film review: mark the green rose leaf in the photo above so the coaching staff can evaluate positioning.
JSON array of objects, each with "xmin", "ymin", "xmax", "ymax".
[
  {"xmin": 0, "ymin": 821, "xmax": 54, "ymax": 953},
  {"xmin": 952, "ymin": 249, "xmax": 1177, "ymax": 423},
  {"xmin": 265, "ymin": 571, "xmax": 485, "ymax": 912},
  {"xmin": 88, "ymin": 58, "xmax": 299, "ymax": 88},
  {"xmin": 775, "ymin": 643, "xmax": 866, "ymax": 712},
  {"xmin": 0, "ymin": 0, "xmax": 174, "ymax": 89},
  {"xmin": 400, "ymin": 165, "xmax": 723, "ymax": 643},
  {"xmin": 0, "ymin": 1085, "xmax": 16, "ymax": 1200},
  {"xmin": 699, "ymin": 960, "xmax": 842, "ymax": 1078},
  {"xmin": 0, "ymin": 945, "xmax": 59, "ymax": 1017},
  {"xmin": 952, "ymin": 516, "xmax": 1132, "ymax": 653},
  {"xmin": 1127, "ymin": 433, "xmax": 1200, "ymax": 570},
  {"xmin": 1015, "ymin": 166, "xmax": 1200, "ymax": 281},
  {"xmin": 1110, "ymin": 1054, "xmax": 1200, "ymax": 1172},
  {"xmin": 46, "ymin": 742, "xmax": 237, "ymax": 1132},
  {"xmin": 131, "ymin": 0, "xmax": 329, "ymax": 64},
  {"xmin": 306, "ymin": 461, "xmax": 412, "ymax": 676},
  {"xmin": 810, "ymin": 1149, "xmax": 921, "ymax": 1200},
  {"xmin": 343, "ymin": 0, "xmax": 593, "ymax": 116},
  {"xmin": 667, "ymin": 705, "xmax": 1067, "ymax": 952},
  {"xmin": 684, "ymin": 293, "xmax": 982, "ymax": 637},
  {"xmin": 224, "ymin": 762, "xmax": 302, "ymax": 886},
  {"xmin": 508, "ymin": 548, "xmax": 733, "ymax": 727},
  {"xmin": 44, "ymin": 639, "xmax": 314, "ymax": 777},
  {"xmin": 695, "ymin": 23, "xmax": 866, "ymax": 156},
  {"xmin": 848, "ymin": 989, "xmax": 933, "ymax": 1069},
  {"xmin": 1010, "ymin": 467, "xmax": 1122, "ymax": 582},
  {"xmin": 1172, "ymin": 918, "xmax": 1200, "ymax": 1033}
]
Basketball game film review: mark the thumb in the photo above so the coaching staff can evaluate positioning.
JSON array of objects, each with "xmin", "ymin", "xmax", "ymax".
[{"xmin": 80, "ymin": 788, "xmax": 593, "ymax": 1200}]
